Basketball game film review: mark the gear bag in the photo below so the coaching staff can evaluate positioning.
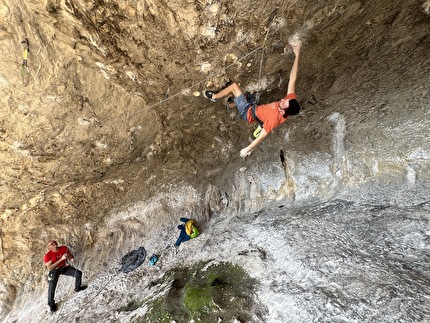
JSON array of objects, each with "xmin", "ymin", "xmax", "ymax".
[{"xmin": 120, "ymin": 246, "xmax": 147, "ymax": 273}]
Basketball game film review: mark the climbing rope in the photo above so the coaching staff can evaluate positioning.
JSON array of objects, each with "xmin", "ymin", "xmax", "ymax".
[
  {"xmin": 129, "ymin": 16, "xmax": 284, "ymax": 119},
  {"xmin": 128, "ymin": 45, "xmax": 263, "ymax": 118},
  {"xmin": 256, "ymin": 15, "xmax": 278, "ymax": 101},
  {"xmin": 51, "ymin": 247, "xmax": 147, "ymax": 321},
  {"xmin": 35, "ymin": 22, "xmax": 287, "ymax": 320},
  {"xmin": 20, "ymin": 38, "xmax": 30, "ymax": 76},
  {"xmin": 51, "ymin": 267, "xmax": 120, "ymax": 323},
  {"xmin": 53, "ymin": 260, "xmax": 81, "ymax": 322}
]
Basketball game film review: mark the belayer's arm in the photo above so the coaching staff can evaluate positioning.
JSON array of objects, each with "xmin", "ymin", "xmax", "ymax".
[{"xmin": 45, "ymin": 254, "xmax": 67, "ymax": 271}]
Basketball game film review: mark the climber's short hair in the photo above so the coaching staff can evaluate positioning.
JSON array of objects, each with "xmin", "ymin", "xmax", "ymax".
[{"xmin": 286, "ymin": 99, "xmax": 300, "ymax": 115}]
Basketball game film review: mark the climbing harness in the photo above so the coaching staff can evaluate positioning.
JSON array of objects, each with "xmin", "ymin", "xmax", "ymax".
[
  {"xmin": 251, "ymin": 104, "xmax": 263, "ymax": 126},
  {"xmin": 20, "ymin": 38, "xmax": 30, "ymax": 75},
  {"xmin": 246, "ymin": 91, "xmax": 263, "ymax": 128},
  {"xmin": 247, "ymin": 90, "xmax": 263, "ymax": 139},
  {"xmin": 250, "ymin": 103, "xmax": 264, "ymax": 140}
]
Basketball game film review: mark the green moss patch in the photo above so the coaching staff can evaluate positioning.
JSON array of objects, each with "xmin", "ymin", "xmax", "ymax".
[{"xmin": 142, "ymin": 261, "xmax": 265, "ymax": 322}]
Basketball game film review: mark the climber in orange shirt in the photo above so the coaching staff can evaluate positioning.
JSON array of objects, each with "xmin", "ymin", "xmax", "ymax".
[{"xmin": 204, "ymin": 41, "xmax": 302, "ymax": 157}]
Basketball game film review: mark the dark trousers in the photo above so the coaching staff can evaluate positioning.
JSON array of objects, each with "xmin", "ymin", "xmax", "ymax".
[
  {"xmin": 175, "ymin": 226, "xmax": 191, "ymax": 247},
  {"xmin": 48, "ymin": 266, "xmax": 82, "ymax": 306},
  {"xmin": 175, "ymin": 217, "xmax": 191, "ymax": 247}
]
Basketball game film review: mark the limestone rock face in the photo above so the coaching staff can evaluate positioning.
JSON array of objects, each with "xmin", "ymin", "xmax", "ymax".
[{"xmin": 0, "ymin": 0, "xmax": 429, "ymax": 321}]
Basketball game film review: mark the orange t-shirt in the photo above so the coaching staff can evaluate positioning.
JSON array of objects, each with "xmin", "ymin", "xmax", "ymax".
[{"xmin": 247, "ymin": 93, "xmax": 297, "ymax": 133}]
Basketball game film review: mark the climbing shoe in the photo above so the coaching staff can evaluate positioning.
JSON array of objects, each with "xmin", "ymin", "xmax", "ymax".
[
  {"xmin": 74, "ymin": 285, "xmax": 88, "ymax": 292},
  {"xmin": 49, "ymin": 303, "xmax": 57, "ymax": 312},
  {"xmin": 252, "ymin": 125, "xmax": 263, "ymax": 139},
  {"xmin": 203, "ymin": 91, "xmax": 217, "ymax": 102}
]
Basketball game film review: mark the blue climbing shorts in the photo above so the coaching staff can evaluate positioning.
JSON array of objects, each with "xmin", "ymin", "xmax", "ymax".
[{"xmin": 234, "ymin": 94, "xmax": 251, "ymax": 120}]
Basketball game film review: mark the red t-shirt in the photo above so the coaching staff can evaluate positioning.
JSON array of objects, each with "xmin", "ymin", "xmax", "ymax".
[
  {"xmin": 247, "ymin": 93, "xmax": 297, "ymax": 133},
  {"xmin": 44, "ymin": 245, "xmax": 69, "ymax": 267}
]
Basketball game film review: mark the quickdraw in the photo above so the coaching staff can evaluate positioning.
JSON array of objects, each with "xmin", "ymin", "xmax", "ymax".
[{"xmin": 21, "ymin": 38, "xmax": 30, "ymax": 75}]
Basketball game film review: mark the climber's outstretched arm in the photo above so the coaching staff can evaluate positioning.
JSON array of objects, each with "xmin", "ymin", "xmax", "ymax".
[
  {"xmin": 240, "ymin": 128, "xmax": 269, "ymax": 157},
  {"xmin": 287, "ymin": 41, "xmax": 302, "ymax": 94}
]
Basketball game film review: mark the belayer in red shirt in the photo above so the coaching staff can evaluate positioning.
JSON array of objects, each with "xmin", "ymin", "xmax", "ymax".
[{"xmin": 43, "ymin": 240, "xmax": 87, "ymax": 312}]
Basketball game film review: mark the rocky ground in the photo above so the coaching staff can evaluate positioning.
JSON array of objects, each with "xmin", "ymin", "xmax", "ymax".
[{"xmin": 0, "ymin": 0, "xmax": 429, "ymax": 322}]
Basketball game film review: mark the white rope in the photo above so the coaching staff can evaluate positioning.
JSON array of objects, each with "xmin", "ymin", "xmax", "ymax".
[
  {"xmin": 128, "ymin": 46, "xmax": 263, "ymax": 118},
  {"xmin": 256, "ymin": 15, "xmax": 277, "ymax": 100},
  {"xmin": 54, "ymin": 260, "xmax": 80, "ymax": 322},
  {"xmin": 257, "ymin": 22, "xmax": 272, "ymax": 83}
]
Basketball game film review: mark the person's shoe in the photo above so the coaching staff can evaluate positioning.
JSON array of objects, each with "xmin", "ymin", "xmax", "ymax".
[
  {"xmin": 203, "ymin": 91, "xmax": 217, "ymax": 102},
  {"xmin": 74, "ymin": 285, "xmax": 88, "ymax": 292},
  {"xmin": 49, "ymin": 303, "xmax": 57, "ymax": 312}
]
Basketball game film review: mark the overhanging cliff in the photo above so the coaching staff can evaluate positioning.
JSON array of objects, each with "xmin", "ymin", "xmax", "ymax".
[{"xmin": 0, "ymin": 1, "xmax": 429, "ymax": 322}]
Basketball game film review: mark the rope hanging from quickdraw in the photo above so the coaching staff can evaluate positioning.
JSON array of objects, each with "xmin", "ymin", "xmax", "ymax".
[
  {"xmin": 255, "ymin": 15, "xmax": 277, "ymax": 102},
  {"xmin": 21, "ymin": 38, "xmax": 30, "ymax": 75}
]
